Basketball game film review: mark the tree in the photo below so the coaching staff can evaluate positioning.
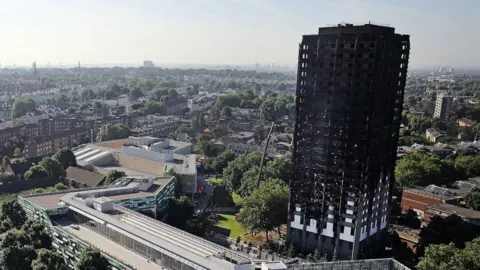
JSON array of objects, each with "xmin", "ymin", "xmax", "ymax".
[
  {"xmin": 12, "ymin": 97, "xmax": 36, "ymax": 118},
  {"xmin": 145, "ymin": 101, "xmax": 166, "ymax": 114},
  {"xmin": 13, "ymin": 148, "xmax": 22, "ymax": 158},
  {"xmin": 38, "ymin": 157, "xmax": 63, "ymax": 177},
  {"xmin": 80, "ymin": 103, "xmax": 90, "ymax": 111},
  {"xmin": 454, "ymin": 155, "xmax": 480, "ymax": 178},
  {"xmin": 97, "ymin": 124, "xmax": 130, "ymax": 141},
  {"xmin": 21, "ymin": 220, "xmax": 52, "ymax": 250},
  {"xmin": 58, "ymin": 94, "xmax": 69, "ymax": 103},
  {"xmin": 24, "ymin": 165, "xmax": 48, "ymax": 180},
  {"xmin": 418, "ymin": 214, "xmax": 480, "ymax": 256},
  {"xmin": 76, "ymin": 247, "xmax": 110, "ymax": 270},
  {"xmin": 395, "ymin": 152, "xmax": 450, "ymax": 189},
  {"xmin": 259, "ymin": 95, "xmax": 295, "ymax": 121},
  {"xmin": 0, "ymin": 200, "xmax": 26, "ymax": 228},
  {"xmin": 466, "ymin": 192, "xmax": 480, "ymax": 211},
  {"xmin": 197, "ymin": 140, "xmax": 218, "ymax": 157},
  {"xmin": 165, "ymin": 196, "xmax": 194, "ymax": 228},
  {"xmin": 127, "ymin": 109, "xmax": 144, "ymax": 117},
  {"xmin": 0, "ymin": 245, "xmax": 37, "ymax": 270},
  {"xmin": 212, "ymin": 151, "xmax": 236, "ymax": 176},
  {"xmin": 223, "ymin": 151, "xmax": 262, "ymax": 193},
  {"xmin": 401, "ymin": 209, "xmax": 421, "ymax": 229},
  {"xmin": 130, "ymin": 87, "xmax": 143, "ymax": 100},
  {"xmin": 239, "ymin": 178, "xmax": 289, "ymax": 241},
  {"xmin": 31, "ymin": 249, "xmax": 64, "ymax": 270},
  {"xmin": 53, "ymin": 148, "xmax": 77, "ymax": 170},
  {"xmin": 93, "ymin": 101, "xmax": 103, "ymax": 111},
  {"xmin": 264, "ymin": 157, "xmax": 292, "ymax": 183},
  {"xmin": 66, "ymin": 107, "xmax": 77, "ymax": 115},
  {"xmin": 81, "ymin": 89, "xmax": 96, "ymax": 101},
  {"xmin": 1, "ymin": 157, "xmax": 10, "ymax": 172},
  {"xmin": 105, "ymin": 170, "xmax": 126, "ymax": 185},
  {"xmin": 0, "ymin": 173, "xmax": 14, "ymax": 184},
  {"xmin": 54, "ymin": 183, "xmax": 68, "ymax": 190},
  {"xmin": 417, "ymin": 238, "xmax": 480, "ymax": 270},
  {"xmin": 221, "ymin": 106, "xmax": 232, "ymax": 117}
]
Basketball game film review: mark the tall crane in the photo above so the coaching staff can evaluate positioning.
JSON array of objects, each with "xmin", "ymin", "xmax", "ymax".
[{"xmin": 256, "ymin": 122, "xmax": 275, "ymax": 188}]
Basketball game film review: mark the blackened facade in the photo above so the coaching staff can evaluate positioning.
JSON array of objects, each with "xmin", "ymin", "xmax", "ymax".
[{"xmin": 288, "ymin": 24, "xmax": 410, "ymax": 259}]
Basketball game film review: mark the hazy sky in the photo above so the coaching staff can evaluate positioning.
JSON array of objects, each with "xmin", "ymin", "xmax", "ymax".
[{"xmin": 0, "ymin": 0, "xmax": 477, "ymax": 68}]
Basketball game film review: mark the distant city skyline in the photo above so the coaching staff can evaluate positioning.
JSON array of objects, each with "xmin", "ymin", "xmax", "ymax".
[{"xmin": 0, "ymin": 0, "xmax": 478, "ymax": 68}]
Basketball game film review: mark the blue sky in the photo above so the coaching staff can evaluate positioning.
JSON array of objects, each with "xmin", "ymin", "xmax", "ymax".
[{"xmin": 0, "ymin": 0, "xmax": 477, "ymax": 68}]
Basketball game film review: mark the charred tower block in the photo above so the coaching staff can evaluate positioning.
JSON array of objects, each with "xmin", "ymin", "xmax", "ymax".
[{"xmin": 288, "ymin": 24, "xmax": 410, "ymax": 260}]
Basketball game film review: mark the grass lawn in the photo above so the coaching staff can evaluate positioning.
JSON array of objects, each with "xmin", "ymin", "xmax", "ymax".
[
  {"xmin": 212, "ymin": 214, "xmax": 286, "ymax": 245},
  {"xmin": 213, "ymin": 214, "xmax": 246, "ymax": 240}
]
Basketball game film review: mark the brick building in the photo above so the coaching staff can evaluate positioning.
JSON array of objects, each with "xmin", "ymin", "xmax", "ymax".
[
  {"xmin": 401, "ymin": 186, "xmax": 459, "ymax": 217},
  {"xmin": 424, "ymin": 203, "xmax": 480, "ymax": 227},
  {"xmin": 0, "ymin": 124, "xmax": 39, "ymax": 144},
  {"xmin": 25, "ymin": 128, "xmax": 90, "ymax": 158}
]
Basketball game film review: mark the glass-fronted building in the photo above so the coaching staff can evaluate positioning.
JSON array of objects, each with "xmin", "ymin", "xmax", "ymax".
[{"xmin": 19, "ymin": 176, "xmax": 255, "ymax": 270}]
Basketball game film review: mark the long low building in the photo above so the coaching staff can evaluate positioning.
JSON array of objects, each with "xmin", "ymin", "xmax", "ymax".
[{"xmin": 19, "ymin": 177, "xmax": 255, "ymax": 270}]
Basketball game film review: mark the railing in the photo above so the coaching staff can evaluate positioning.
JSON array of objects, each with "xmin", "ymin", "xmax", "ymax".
[
  {"xmin": 287, "ymin": 258, "xmax": 410, "ymax": 270},
  {"xmin": 114, "ymin": 205, "xmax": 252, "ymax": 264},
  {"xmin": 54, "ymin": 225, "xmax": 136, "ymax": 270}
]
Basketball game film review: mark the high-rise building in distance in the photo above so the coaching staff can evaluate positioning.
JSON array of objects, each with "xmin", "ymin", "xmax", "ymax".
[
  {"xmin": 288, "ymin": 23, "xmax": 410, "ymax": 260},
  {"xmin": 433, "ymin": 92, "xmax": 453, "ymax": 121}
]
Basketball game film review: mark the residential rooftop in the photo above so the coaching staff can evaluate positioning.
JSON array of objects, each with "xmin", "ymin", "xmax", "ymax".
[
  {"xmin": 426, "ymin": 203, "xmax": 480, "ymax": 219},
  {"xmin": 404, "ymin": 184, "xmax": 470, "ymax": 200}
]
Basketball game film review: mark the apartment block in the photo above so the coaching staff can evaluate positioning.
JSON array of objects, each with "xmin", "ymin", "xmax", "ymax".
[
  {"xmin": 433, "ymin": 92, "xmax": 454, "ymax": 121},
  {"xmin": 288, "ymin": 23, "xmax": 409, "ymax": 259}
]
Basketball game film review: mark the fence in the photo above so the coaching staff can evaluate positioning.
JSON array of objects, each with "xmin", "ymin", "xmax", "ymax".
[{"xmin": 287, "ymin": 258, "xmax": 410, "ymax": 270}]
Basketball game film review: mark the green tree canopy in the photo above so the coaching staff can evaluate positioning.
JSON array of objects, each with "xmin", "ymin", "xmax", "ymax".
[
  {"xmin": 0, "ymin": 244, "xmax": 37, "ymax": 270},
  {"xmin": 38, "ymin": 157, "xmax": 64, "ymax": 177},
  {"xmin": 129, "ymin": 87, "xmax": 143, "ymax": 100},
  {"xmin": 165, "ymin": 196, "xmax": 194, "ymax": 228},
  {"xmin": 21, "ymin": 220, "xmax": 52, "ymax": 250},
  {"xmin": 13, "ymin": 148, "xmax": 23, "ymax": 158},
  {"xmin": 0, "ymin": 200, "xmax": 26, "ymax": 228},
  {"xmin": 239, "ymin": 178, "xmax": 289, "ymax": 241},
  {"xmin": 454, "ymin": 155, "xmax": 480, "ymax": 178},
  {"xmin": 260, "ymin": 95, "xmax": 295, "ymax": 121},
  {"xmin": 58, "ymin": 94, "xmax": 69, "ymax": 103},
  {"xmin": 145, "ymin": 101, "xmax": 166, "ymax": 114},
  {"xmin": 24, "ymin": 165, "xmax": 48, "ymax": 180},
  {"xmin": 223, "ymin": 151, "xmax": 262, "ymax": 193},
  {"xmin": 395, "ymin": 152, "xmax": 451, "ymax": 189},
  {"xmin": 76, "ymin": 247, "xmax": 109, "ymax": 270},
  {"xmin": 417, "ymin": 238, "xmax": 480, "ymax": 270},
  {"xmin": 465, "ymin": 192, "xmax": 480, "ymax": 211},
  {"xmin": 105, "ymin": 170, "xmax": 126, "ymax": 185},
  {"xmin": 53, "ymin": 148, "xmax": 77, "ymax": 170},
  {"xmin": 221, "ymin": 106, "xmax": 232, "ymax": 117},
  {"xmin": 212, "ymin": 151, "xmax": 236, "ymax": 176},
  {"xmin": 418, "ymin": 214, "xmax": 480, "ymax": 256},
  {"xmin": 31, "ymin": 249, "xmax": 64, "ymax": 270},
  {"xmin": 12, "ymin": 97, "xmax": 36, "ymax": 118},
  {"xmin": 80, "ymin": 89, "xmax": 96, "ymax": 101},
  {"xmin": 98, "ymin": 123, "xmax": 130, "ymax": 141}
]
